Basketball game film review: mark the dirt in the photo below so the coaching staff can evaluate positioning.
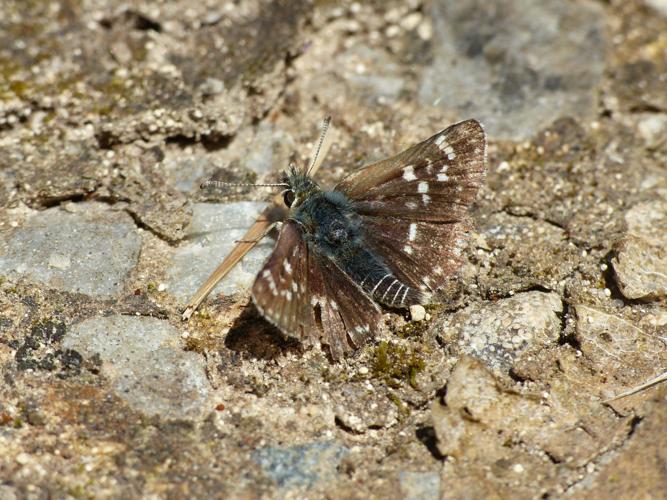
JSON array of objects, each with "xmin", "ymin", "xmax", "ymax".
[{"xmin": 0, "ymin": 0, "xmax": 666, "ymax": 498}]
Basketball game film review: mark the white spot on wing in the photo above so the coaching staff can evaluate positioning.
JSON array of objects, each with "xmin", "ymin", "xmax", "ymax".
[
  {"xmin": 418, "ymin": 181, "xmax": 429, "ymax": 193},
  {"xmin": 436, "ymin": 136, "xmax": 453, "ymax": 155},
  {"xmin": 408, "ymin": 223, "xmax": 417, "ymax": 241},
  {"xmin": 422, "ymin": 194, "xmax": 431, "ymax": 205},
  {"xmin": 283, "ymin": 260, "xmax": 292, "ymax": 274},
  {"xmin": 406, "ymin": 201, "xmax": 418, "ymax": 210},
  {"xmin": 264, "ymin": 272, "xmax": 278, "ymax": 296},
  {"xmin": 402, "ymin": 165, "xmax": 417, "ymax": 181},
  {"xmin": 403, "ymin": 245, "xmax": 413, "ymax": 255},
  {"xmin": 437, "ymin": 173, "xmax": 449, "ymax": 182}
]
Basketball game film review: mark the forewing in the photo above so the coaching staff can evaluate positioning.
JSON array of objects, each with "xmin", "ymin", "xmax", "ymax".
[
  {"xmin": 252, "ymin": 220, "xmax": 381, "ymax": 359},
  {"xmin": 334, "ymin": 119, "xmax": 486, "ymax": 293},
  {"xmin": 335, "ymin": 119, "xmax": 486, "ymax": 222}
]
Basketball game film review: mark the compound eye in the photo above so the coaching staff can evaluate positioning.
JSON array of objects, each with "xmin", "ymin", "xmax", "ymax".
[{"xmin": 283, "ymin": 190, "xmax": 295, "ymax": 207}]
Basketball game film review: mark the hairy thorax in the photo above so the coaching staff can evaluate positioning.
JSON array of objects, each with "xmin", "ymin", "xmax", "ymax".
[{"xmin": 292, "ymin": 191, "xmax": 361, "ymax": 257}]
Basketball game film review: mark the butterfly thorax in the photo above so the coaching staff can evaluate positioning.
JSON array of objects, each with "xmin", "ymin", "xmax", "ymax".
[{"xmin": 291, "ymin": 190, "xmax": 358, "ymax": 245}]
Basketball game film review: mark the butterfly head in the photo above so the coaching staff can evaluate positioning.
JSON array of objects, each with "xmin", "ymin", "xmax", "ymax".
[{"xmin": 281, "ymin": 163, "xmax": 320, "ymax": 209}]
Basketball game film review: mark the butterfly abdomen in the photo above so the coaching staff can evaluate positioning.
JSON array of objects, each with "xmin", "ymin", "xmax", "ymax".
[
  {"xmin": 358, "ymin": 267, "xmax": 429, "ymax": 307},
  {"xmin": 328, "ymin": 242, "xmax": 428, "ymax": 307}
]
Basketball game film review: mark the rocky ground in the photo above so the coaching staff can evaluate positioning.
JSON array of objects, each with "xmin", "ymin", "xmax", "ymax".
[{"xmin": 1, "ymin": 0, "xmax": 666, "ymax": 498}]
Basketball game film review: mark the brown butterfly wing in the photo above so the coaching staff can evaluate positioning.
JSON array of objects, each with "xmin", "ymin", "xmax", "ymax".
[
  {"xmin": 252, "ymin": 220, "xmax": 381, "ymax": 359},
  {"xmin": 334, "ymin": 119, "xmax": 486, "ymax": 293},
  {"xmin": 335, "ymin": 119, "xmax": 486, "ymax": 221}
]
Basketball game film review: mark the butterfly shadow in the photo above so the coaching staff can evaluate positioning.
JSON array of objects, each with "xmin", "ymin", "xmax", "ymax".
[{"xmin": 224, "ymin": 302, "xmax": 303, "ymax": 361}]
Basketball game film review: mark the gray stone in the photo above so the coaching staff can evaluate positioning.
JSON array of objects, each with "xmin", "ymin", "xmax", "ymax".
[
  {"xmin": 160, "ymin": 122, "xmax": 295, "ymax": 193},
  {"xmin": 339, "ymin": 46, "xmax": 405, "ymax": 103},
  {"xmin": 420, "ymin": 0, "xmax": 605, "ymax": 140},
  {"xmin": 252, "ymin": 441, "xmax": 348, "ymax": 489},
  {"xmin": 0, "ymin": 204, "xmax": 141, "ymax": 297},
  {"xmin": 437, "ymin": 291, "xmax": 563, "ymax": 373},
  {"xmin": 160, "ymin": 152, "xmax": 213, "ymax": 194},
  {"xmin": 613, "ymin": 199, "xmax": 667, "ymax": 300},
  {"xmin": 240, "ymin": 122, "xmax": 296, "ymax": 177},
  {"xmin": 63, "ymin": 315, "xmax": 209, "ymax": 420},
  {"xmin": 167, "ymin": 202, "xmax": 274, "ymax": 301},
  {"xmin": 399, "ymin": 471, "xmax": 440, "ymax": 500},
  {"xmin": 613, "ymin": 237, "xmax": 667, "ymax": 300}
]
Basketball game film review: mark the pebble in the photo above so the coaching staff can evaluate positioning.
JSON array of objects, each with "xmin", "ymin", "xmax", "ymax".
[{"xmin": 410, "ymin": 305, "xmax": 426, "ymax": 322}]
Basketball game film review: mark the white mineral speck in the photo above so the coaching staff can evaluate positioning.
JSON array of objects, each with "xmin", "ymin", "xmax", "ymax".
[{"xmin": 410, "ymin": 305, "xmax": 426, "ymax": 322}]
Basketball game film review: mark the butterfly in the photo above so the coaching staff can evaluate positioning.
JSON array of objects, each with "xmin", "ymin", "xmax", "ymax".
[{"xmin": 247, "ymin": 119, "xmax": 487, "ymax": 360}]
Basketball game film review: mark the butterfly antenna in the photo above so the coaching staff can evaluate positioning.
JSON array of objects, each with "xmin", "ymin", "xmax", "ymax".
[
  {"xmin": 201, "ymin": 179, "xmax": 289, "ymax": 190},
  {"xmin": 306, "ymin": 115, "xmax": 332, "ymax": 176}
]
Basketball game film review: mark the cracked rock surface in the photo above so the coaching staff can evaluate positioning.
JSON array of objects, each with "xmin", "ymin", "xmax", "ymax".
[{"xmin": 1, "ymin": 0, "xmax": 666, "ymax": 498}]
